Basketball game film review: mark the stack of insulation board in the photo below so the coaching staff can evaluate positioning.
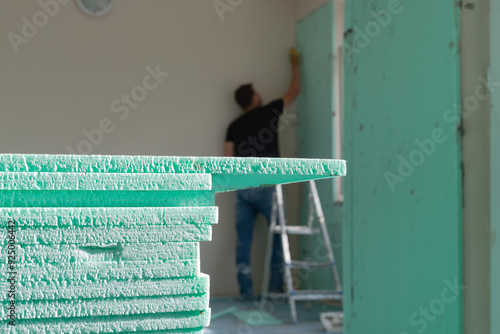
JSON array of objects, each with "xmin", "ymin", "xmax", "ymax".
[
  {"xmin": 0, "ymin": 154, "xmax": 346, "ymax": 334},
  {"xmin": 1, "ymin": 173, "xmax": 214, "ymax": 333}
]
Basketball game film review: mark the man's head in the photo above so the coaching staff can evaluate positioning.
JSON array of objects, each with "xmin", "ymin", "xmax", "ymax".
[{"xmin": 235, "ymin": 84, "xmax": 262, "ymax": 112}]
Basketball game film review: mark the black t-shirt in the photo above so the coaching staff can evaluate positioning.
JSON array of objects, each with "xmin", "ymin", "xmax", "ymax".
[{"xmin": 226, "ymin": 99, "xmax": 284, "ymax": 157}]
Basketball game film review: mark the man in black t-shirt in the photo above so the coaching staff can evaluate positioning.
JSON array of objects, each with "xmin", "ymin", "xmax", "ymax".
[
  {"xmin": 224, "ymin": 48, "xmax": 301, "ymax": 301},
  {"xmin": 225, "ymin": 98, "xmax": 284, "ymax": 157}
]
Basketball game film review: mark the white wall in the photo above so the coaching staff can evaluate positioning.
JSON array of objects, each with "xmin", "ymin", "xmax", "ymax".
[{"xmin": 0, "ymin": 0, "xmax": 297, "ymax": 296}]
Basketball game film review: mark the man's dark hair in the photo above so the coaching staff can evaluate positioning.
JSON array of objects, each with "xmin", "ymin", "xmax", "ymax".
[{"xmin": 234, "ymin": 84, "xmax": 254, "ymax": 110}]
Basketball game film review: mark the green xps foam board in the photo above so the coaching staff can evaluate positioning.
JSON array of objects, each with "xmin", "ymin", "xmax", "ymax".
[
  {"xmin": 8, "ymin": 310, "xmax": 211, "ymax": 334},
  {"xmin": 6, "ymin": 274, "xmax": 210, "ymax": 301},
  {"xmin": 0, "ymin": 172, "xmax": 212, "ymax": 191},
  {"xmin": 0, "ymin": 155, "xmax": 345, "ymax": 333},
  {"xmin": 1, "ymin": 224, "xmax": 213, "ymax": 244},
  {"xmin": 0, "ymin": 207, "xmax": 218, "ymax": 227},
  {"xmin": 0, "ymin": 155, "xmax": 346, "ymax": 192},
  {"xmin": 7, "ymin": 294, "xmax": 209, "ymax": 320},
  {"xmin": 0, "ymin": 259, "xmax": 199, "ymax": 282},
  {"xmin": 0, "ymin": 190, "xmax": 215, "ymax": 208}
]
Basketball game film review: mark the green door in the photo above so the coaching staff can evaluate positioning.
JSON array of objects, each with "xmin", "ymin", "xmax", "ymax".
[{"xmin": 343, "ymin": 1, "xmax": 463, "ymax": 333}]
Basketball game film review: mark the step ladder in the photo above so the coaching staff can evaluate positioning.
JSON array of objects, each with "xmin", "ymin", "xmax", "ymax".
[{"xmin": 260, "ymin": 180, "xmax": 342, "ymax": 324}]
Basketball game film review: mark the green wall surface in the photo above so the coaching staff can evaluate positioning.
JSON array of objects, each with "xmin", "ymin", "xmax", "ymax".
[
  {"xmin": 296, "ymin": 1, "xmax": 343, "ymax": 290},
  {"xmin": 491, "ymin": 0, "xmax": 500, "ymax": 332},
  {"xmin": 343, "ymin": 0, "xmax": 463, "ymax": 333}
]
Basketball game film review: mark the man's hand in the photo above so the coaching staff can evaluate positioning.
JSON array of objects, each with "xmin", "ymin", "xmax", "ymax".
[{"xmin": 289, "ymin": 47, "xmax": 300, "ymax": 67}]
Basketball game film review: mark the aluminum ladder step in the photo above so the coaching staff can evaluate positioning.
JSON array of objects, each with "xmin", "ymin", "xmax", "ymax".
[
  {"xmin": 260, "ymin": 181, "xmax": 343, "ymax": 324},
  {"xmin": 272, "ymin": 226, "xmax": 320, "ymax": 235},
  {"xmin": 287, "ymin": 261, "xmax": 333, "ymax": 269}
]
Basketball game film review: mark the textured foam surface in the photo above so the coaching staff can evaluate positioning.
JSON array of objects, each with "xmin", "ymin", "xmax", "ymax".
[
  {"xmin": 0, "ymin": 172, "xmax": 211, "ymax": 191},
  {"xmin": 0, "ymin": 154, "xmax": 345, "ymax": 333},
  {"xmin": 4, "ymin": 274, "xmax": 210, "ymax": 301},
  {"xmin": 0, "ymin": 154, "xmax": 345, "ymax": 175},
  {"xmin": 0, "ymin": 190, "xmax": 215, "ymax": 208},
  {"xmin": 11, "ymin": 242, "xmax": 199, "ymax": 264},
  {"xmin": 0, "ymin": 155, "xmax": 346, "ymax": 192},
  {"xmin": 1, "ymin": 224, "xmax": 212, "ymax": 245},
  {"xmin": 1, "ymin": 259, "xmax": 199, "ymax": 282},
  {"xmin": 6, "ymin": 294, "xmax": 209, "ymax": 320},
  {"xmin": 0, "ymin": 207, "xmax": 218, "ymax": 227},
  {"xmin": 7, "ymin": 310, "xmax": 211, "ymax": 334}
]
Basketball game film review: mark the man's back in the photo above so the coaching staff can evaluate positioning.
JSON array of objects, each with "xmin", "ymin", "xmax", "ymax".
[{"xmin": 226, "ymin": 99, "xmax": 284, "ymax": 157}]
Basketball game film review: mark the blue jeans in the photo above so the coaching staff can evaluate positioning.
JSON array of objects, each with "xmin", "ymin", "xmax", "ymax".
[{"xmin": 235, "ymin": 186, "xmax": 284, "ymax": 299}]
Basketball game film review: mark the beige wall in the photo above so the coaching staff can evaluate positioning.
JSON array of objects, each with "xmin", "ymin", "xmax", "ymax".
[{"xmin": 0, "ymin": 0, "xmax": 297, "ymax": 296}]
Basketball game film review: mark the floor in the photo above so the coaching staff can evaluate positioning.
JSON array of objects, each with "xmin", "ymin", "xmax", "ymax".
[{"xmin": 205, "ymin": 297, "xmax": 343, "ymax": 334}]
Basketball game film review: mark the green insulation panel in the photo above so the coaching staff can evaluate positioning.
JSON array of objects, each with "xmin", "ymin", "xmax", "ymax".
[
  {"xmin": 0, "ymin": 154, "xmax": 345, "ymax": 333},
  {"xmin": 343, "ymin": 1, "xmax": 463, "ymax": 333},
  {"xmin": 491, "ymin": 0, "xmax": 500, "ymax": 331},
  {"xmin": 296, "ymin": 1, "xmax": 343, "ymax": 290}
]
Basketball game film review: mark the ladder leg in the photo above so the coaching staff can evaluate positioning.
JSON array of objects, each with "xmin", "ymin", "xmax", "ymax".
[
  {"xmin": 306, "ymin": 192, "xmax": 315, "ymax": 310},
  {"xmin": 261, "ymin": 182, "xmax": 342, "ymax": 323},
  {"xmin": 260, "ymin": 190, "xmax": 278, "ymax": 305},
  {"xmin": 290, "ymin": 296, "xmax": 298, "ymax": 325},
  {"xmin": 276, "ymin": 185, "xmax": 298, "ymax": 324},
  {"xmin": 309, "ymin": 181, "xmax": 343, "ymax": 294}
]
